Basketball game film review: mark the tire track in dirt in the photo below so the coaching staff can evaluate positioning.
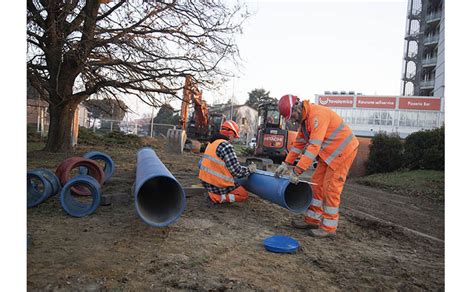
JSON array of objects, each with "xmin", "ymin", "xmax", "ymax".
[{"xmin": 342, "ymin": 182, "xmax": 444, "ymax": 240}]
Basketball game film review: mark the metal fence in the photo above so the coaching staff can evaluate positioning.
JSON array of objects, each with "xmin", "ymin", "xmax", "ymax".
[
  {"xmin": 89, "ymin": 119, "xmax": 177, "ymax": 138},
  {"xmin": 27, "ymin": 115, "xmax": 177, "ymax": 139}
]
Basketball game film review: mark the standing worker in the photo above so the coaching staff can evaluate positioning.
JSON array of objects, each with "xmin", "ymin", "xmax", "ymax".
[
  {"xmin": 275, "ymin": 94, "xmax": 359, "ymax": 238},
  {"xmin": 199, "ymin": 120, "xmax": 257, "ymax": 205}
]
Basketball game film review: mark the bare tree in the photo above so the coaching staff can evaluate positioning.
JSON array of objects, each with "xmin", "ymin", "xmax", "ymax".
[{"xmin": 27, "ymin": 0, "xmax": 250, "ymax": 151}]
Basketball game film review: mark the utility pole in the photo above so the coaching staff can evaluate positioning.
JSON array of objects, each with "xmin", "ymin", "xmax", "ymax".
[
  {"xmin": 150, "ymin": 105, "xmax": 155, "ymax": 137},
  {"xmin": 230, "ymin": 76, "xmax": 237, "ymax": 121}
]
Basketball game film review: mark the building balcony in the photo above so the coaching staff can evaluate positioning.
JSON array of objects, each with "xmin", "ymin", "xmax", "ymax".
[
  {"xmin": 426, "ymin": 11, "xmax": 442, "ymax": 24},
  {"xmin": 420, "ymin": 80, "xmax": 435, "ymax": 89},
  {"xmin": 408, "ymin": 9, "xmax": 422, "ymax": 19},
  {"xmin": 422, "ymin": 57, "xmax": 437, "ymax": 67},
  {"xmin": 405, "ymin": 32, "xmax": 421, "ymax": 41},
  {"xmin": 424, "ymin": 35, "xmax": 440, "ymax": 46},
  {"xmin": 404, "ymin": 51, "xmax": 417, "ymax": 61},
  {"xmin": 402, "ymin": 73, "xmax": 416, "ymax": 81}
]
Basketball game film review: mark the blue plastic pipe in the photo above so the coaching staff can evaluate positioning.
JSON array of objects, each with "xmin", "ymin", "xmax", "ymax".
[
  {"xmin": 27, "ymin": 168, "xmax": 61, "ymax": 208},
  {"xmin": 237, "ymin": 170, "xmax": 313, "ymax": 213},
  {"xmin": 134, "ymin": 147, "xmax": 186, "ymax": 227},
  {"xmin": 80, "ymin": 151, "xmax": 115, "ymax": 183},
  {"xmin": 60, "ymin": 175, "xmax": 101, "ymax": 217}
]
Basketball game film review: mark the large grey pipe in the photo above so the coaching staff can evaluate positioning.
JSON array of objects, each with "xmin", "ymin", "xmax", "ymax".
[{"xmin": 134, "ymin": 147, "xmax": 186, "ymax": 227}]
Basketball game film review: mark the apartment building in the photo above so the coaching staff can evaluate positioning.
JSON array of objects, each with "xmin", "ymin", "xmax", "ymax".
[{"xmin": 401, "ymin": 0, "xmax": 444, "ymax": 98}]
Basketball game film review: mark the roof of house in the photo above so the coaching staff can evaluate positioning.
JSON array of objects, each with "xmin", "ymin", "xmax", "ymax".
[{"xmin": 209, "ymin": 103, "xmax": 257, "ymax": 113}]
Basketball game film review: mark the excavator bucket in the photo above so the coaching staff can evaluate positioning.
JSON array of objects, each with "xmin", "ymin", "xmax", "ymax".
[
  {"xmin": 166, "ymin": 129, "xmax": 187, "ymax": 154},
  {"xmin": 184, "ymin": 139, "xmax": 202, "ymax": 154}
]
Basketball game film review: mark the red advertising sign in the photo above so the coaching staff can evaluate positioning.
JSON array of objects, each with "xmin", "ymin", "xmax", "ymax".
[
  {"xmin": 356, "ymin": 96, "xmax": 396, "ymax": 109},
  {"xmin": 399, "ymin": 97, "xmax": 441, "ymax": 111},
  {"xmin": 318, "ymin": 96, "xmax": 354, "ymax": 107}
]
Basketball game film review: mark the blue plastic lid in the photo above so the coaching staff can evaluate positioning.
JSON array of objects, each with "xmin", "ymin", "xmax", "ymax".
[{"xmin": 263, "ymin": 235, "xmax": 300, "ymax": 253}]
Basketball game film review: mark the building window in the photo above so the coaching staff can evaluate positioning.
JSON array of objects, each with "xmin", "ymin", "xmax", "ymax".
[
  {"xmin": 399, "ymin": 111, "xmax": 418, "ymax": 127},
  {"xmin": 381, "ymin": 111, "xmax": 393, "ymax": 126}
]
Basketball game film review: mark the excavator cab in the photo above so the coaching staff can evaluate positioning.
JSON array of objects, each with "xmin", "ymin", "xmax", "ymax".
[{"xmin": 254, "ymin": 102, "xmax": 297, "ymax": 164}]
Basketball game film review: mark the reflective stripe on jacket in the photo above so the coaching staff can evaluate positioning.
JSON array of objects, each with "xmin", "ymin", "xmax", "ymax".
[
  {"xmin": 198, "ymin": 139, "xmax": 235, "ymax": 188},
  {"xmin": 285, "ymin": 100, "xmax": 359, "ymax": 172}
]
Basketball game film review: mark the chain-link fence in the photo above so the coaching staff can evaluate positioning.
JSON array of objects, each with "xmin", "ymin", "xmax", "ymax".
[{"xmin": 91, "ymin": 119, "xmax": 177, "ymax": 138}]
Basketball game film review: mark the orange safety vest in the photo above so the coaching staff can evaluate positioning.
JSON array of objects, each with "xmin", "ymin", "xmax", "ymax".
[
  {"xmin": 198, "ymin": 139, "xmax": 235, "ymax": 188},
  {"xmin": 286, "ymin": 100, "xmax": 359, "ymax": 171}
]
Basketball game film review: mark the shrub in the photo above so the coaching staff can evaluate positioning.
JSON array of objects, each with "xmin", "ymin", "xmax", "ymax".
[
  {"xmin": 365, "ymin": 132, "xmax": 404, "ymax": 175},
  {"xmin": 27, "ymin": 123, "xmax": 43, "ymax": 142},
  {"xmin": 78, "ymin": 127, "xmax": 142, "ymax": 147},
  {"xmin": 404, "ymin": 126, "xmax": 444, "ymax": 170}
]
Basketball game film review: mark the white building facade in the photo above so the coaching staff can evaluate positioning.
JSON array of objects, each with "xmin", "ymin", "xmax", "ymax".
[{"xmin": 314, "ymin": 94, "xmax": 444, "ymax": 138}]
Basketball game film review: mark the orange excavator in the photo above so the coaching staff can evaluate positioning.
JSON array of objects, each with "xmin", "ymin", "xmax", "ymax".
[{"xmin": 167, "ymin": 75, "xmax": 225, "ymax": 153}]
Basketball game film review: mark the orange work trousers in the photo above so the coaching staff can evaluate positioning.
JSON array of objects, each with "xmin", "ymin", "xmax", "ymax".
[
  {"xmin": 304, "ymin": 148, "xmax": 358, "ymax": 233},
  {"xmin": 208, "ymin": 186, "xmax": 249, "ymax": 204}
]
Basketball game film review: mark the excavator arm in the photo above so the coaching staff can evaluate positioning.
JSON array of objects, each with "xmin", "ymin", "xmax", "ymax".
[
  {"xmin": 178, "ymin": 75, "xmax": 209, "ymax": 131},
  {"xmin": 168, "ymin": 75, "xmax": 210, "ymax": 154}
]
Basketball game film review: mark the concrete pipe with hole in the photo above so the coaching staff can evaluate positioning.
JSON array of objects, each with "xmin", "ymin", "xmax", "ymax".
[
  {"xmin": 60, "ymin": 175, "xmax": 101, "ymax": 217},
  {"xmin": 134, "ymin": 147, "xmax": 186, "ymax": 227},
  {"xmin": 27, "ymin": 168, "xmax": 61, "ymax": 208},
  {"xmin": 80, "ymin": 151, "xmax": 115, "ymax": 183},
  {"xmin": 56, "ymin": 157, "xmax": 105, "ymax": 196},
  {"xmin": 237, "ymin": 170, "xmax": 312, "ymax": 213}
]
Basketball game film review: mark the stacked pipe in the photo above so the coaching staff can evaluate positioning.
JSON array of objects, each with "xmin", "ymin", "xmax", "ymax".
[
  {"xmin": 25, "ymin": 151, "xmax": 114, "ymax": 217},
  {"xmin": 134, "ymin": 147, "xmax": 186, "ymax": 227},
  {"xmin": 55, "ymin": 152, "xmax": 114, "ymax": 217}
]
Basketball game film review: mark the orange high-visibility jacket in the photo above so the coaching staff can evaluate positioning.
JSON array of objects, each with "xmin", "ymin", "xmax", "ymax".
[
  {"xmin": 198, "ymin": 139, "xmax": 235, "ymax": 188},
  {"xmin": 285, "ymin": 100, "xmax": 359, "ymax": 173}
]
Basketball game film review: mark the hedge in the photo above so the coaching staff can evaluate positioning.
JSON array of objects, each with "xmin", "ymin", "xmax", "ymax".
[
  {"xmin": 365, "ymin": 126, "xmax": 445, "ymax": 174},
  {"xmin": 365, "ymin": 132, "xmax": 404, "ymax": 175}
]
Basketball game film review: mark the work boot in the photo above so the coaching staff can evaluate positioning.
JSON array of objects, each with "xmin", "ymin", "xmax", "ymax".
[
  {"xmin": 205, "ymin": 195, "xmax": 222, "ymax": 208},
  {"xmin": 309, "ymin": 229, "xmax": 336, "ymax": 238},
  {"xmin": 291, "ymin": 219, "xmax": 319, "ymax": 229}
]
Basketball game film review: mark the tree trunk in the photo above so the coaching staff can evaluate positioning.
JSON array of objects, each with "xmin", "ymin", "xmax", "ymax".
[{"xmin": 44, "ymin": 102, "xmax": 78, "ymax": 152}]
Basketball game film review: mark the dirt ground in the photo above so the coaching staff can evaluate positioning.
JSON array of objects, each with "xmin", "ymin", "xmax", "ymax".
[{"xmin": 27, "ymin": 139, "xmax": 444, "ymax": 291}]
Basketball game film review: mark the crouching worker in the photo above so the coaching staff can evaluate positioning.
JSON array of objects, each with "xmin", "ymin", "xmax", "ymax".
[{"xmin": 198, "ymin": 120, "xmax": 256, "ymax": 205}]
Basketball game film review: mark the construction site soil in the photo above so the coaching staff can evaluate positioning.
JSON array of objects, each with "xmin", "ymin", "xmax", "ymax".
[{"xmin": 27, "ymin": 138, "xmax": 444, "ymax": 291}]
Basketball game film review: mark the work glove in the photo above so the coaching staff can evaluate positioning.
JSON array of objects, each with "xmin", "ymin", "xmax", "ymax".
[
  {"xmin": 248, "ymin": 162, "xmax": 257, "ymax": 174},
  {"xmin": 274, "ymin": 162, "xmax": 289, "ymax": 177},
  {"xmin": 289, "ymin": 171, "xmax": 299, "ymax": 184}
]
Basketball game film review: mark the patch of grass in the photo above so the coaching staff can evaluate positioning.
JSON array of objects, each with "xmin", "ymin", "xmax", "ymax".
[
  {"xmin": 28, "ymin": 142, "xmax": 45, "ymax": 152},
  {"xmin": 354, "ymin": 170, "xmax": 444, "ymax": 202},
  {"xmin": 27, "ymin": 123, "xmax": 46, "ymax": 143},
  {"xmin": 78, "ymin": 127, "xmax": 142, "ymax": 148},
  {"xmin": 233, "ymin": 144, "xmax": 254, "ymax": 157}
]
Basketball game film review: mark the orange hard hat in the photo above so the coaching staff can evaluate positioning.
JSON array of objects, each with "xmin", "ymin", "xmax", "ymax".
[
  {"xmin": 220, "ymin": 120, "xmax": 240, "ymax": 138},
  {"xmin": 278, "ymin": 94, "xmax": 300, "ymax": 120}
]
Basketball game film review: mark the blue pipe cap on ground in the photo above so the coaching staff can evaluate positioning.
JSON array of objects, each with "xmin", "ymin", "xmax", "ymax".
[
  {"xmin": 60, "ymin": 175, "xmax": 101, "ymax": 217},
  {"xmin": 134, "ymin": 147, "xmax": 186, "ymax": 227},
  {"xmin": 237, "ymin": 170, "xmax": 312, "ymax": 213}
]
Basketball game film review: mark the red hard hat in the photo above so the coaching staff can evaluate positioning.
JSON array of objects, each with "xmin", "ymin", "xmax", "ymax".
[
  {"xmin": 220, "ymin": 120, "xmax": 240, "ymax": 138},
  {"xmin": 278, "ymin": 94, "xmax": 299, "ymax": 120}
]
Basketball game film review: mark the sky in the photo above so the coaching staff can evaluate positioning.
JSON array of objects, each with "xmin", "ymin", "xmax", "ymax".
[
  {"xmin": 222, "ymin": 0, "xmax": 408, "ymax": 104},
  {"xmin": 127, "ymin": 0, "xmax": 408, "ymax": 119}
]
